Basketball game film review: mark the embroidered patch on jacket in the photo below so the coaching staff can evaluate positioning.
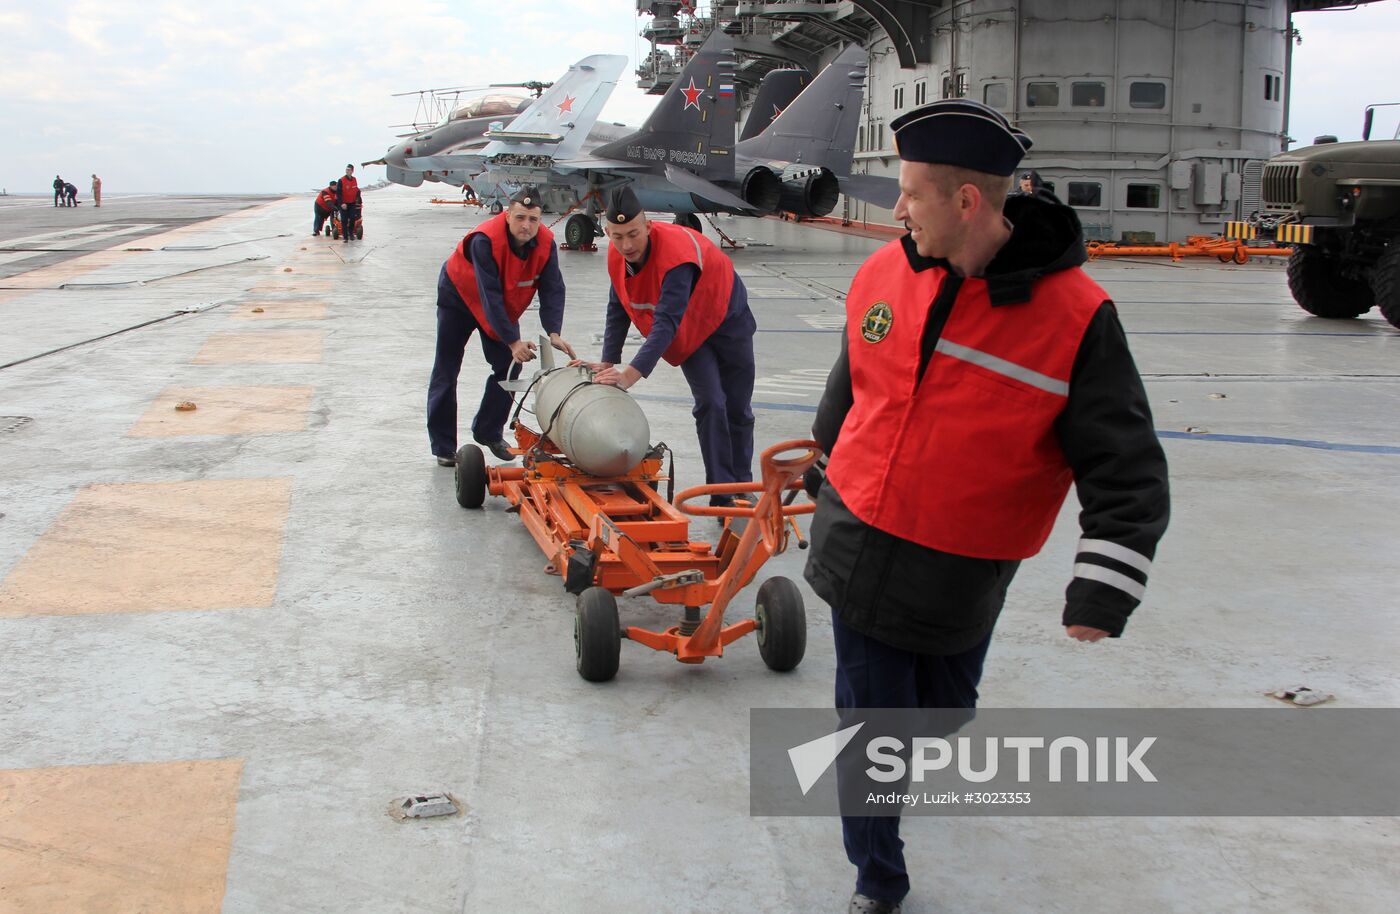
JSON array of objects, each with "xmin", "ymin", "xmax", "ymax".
[{"xmin": 861, "ymin": 301, "xmax": 894, "ymax": 343}]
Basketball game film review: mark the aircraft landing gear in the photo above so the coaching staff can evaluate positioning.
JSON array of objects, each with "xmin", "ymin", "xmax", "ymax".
[
  {"xmin": 674, "ymin": 213, "xmax": 703, "ymax": 234},
  {"xmin": 489, "ymin": 201, "xmax": 504, "ymax": 215},
  {"xmin": 563, "ymin": 213, "xmax": 598, "ymax": 251}
]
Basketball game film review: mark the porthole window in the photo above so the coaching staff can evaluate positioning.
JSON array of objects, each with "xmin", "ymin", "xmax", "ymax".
[
  {"xmin": 1129, "ymin": 81, "xmax": 1166, "ymax": 109},
  {"xmin": 1067, "ymin": 182, "xmax": 1103, "ymax": 208},
  {"xmin": 1072, "ymin": 81, "xmax": 1106, "ymax": 108},
  {"xmin": 1027, "ymin": 82, "xmax": 1059, "ymax": 108},
  {"xmin": 1126, "ymin": 184, "xmax": 1162, "ymax": 208}
]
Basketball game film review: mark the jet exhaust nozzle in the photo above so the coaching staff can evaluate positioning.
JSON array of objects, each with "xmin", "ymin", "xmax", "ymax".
[
  {"xmin": 779, "ymin": 169, "xmax": 840, "ymax": 218},
  {"xmin": 740, "ymin": 167, "xmax": 782, "ymax": 214}
]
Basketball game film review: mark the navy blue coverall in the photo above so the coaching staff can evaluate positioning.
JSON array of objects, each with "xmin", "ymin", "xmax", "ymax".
[
  {"xmin": 427, "ymin": 232, "xmax": 565, "ymax": 459},
  {"xmin": 602, "ymin": 259, "xmax": 756, "ymax": 487}
]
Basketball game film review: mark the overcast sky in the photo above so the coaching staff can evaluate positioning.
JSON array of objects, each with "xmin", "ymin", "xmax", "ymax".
[{"xmin": 1, "ymin": 0, "xmax": 1396, "ymax": 194}]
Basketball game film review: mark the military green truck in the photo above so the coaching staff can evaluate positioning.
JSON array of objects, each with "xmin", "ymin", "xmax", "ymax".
[{"xmin": 1226, "ymin": 108, "xmax": 1400, "ymax": 330}]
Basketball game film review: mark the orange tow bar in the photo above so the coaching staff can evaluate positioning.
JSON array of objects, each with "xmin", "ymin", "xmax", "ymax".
[
  {"xmin": 454, "ymin": 425, "xmax": 820, "ymax": 682},
  {"xmin": 1086, "ymin": 234, "xmax": 1292, "ymax": 264}
]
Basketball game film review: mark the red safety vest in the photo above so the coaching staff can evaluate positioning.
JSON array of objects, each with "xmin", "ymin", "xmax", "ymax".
[
  {"xmin": 606, "ymin": 221, "xmax": 734, "ymax": 366},
  {"xmin": 445, "ymin": 213, "xmax": 555, "ymax": 341},
  {"xmin": 339, "ymin": 175, "xmax": 361, "ymax": 204},
  {"xmin": 825, "ymin": 239, "xmax": 1105, "ymax": 560},
  {"xmin": 316, "ymin": 188, "xmax": 336, "ymax": 209}
]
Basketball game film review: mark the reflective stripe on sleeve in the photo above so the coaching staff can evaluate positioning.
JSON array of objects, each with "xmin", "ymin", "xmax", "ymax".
[
  {"xmin": 1073, "ymin": 562, "xmax": 1147, "ymax": 601},
  {"xmin": 1077, "ymin": 538, "xmax": 1152, "ymax": 575}
]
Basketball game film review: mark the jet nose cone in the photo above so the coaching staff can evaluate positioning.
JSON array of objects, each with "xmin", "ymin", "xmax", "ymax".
[{"xmin": 386, "ymin": 147, "xmax": 408, "ymax": 167}]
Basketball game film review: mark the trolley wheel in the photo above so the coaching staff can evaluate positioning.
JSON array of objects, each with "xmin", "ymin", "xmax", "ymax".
[
  {"xmin": 356, "ymin": 222, "xmax": 364, "ymax": 240},
  {"xmin": 755, "ymin": 576, "xmax": 806, "ymax": 672},
  {"xmin": 575, "ymin": 587, "xmax": 621, "ymax": 682},
  {"xmin": 454, "ymin": 444, "xmax": 487, "ymax": 509}
]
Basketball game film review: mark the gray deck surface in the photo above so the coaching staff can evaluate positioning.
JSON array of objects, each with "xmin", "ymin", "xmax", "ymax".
[{"xmin": 0, "ymin": 186, "xmax": 1396, "ymax": 914}]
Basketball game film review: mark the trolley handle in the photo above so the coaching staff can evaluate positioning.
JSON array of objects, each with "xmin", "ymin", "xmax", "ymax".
[{"xmin": 673, "ymin": 440, "xmax": 822, "ymax": 552}]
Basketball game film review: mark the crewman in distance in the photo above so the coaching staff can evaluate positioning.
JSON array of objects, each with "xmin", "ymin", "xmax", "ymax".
[
  {"xmin": 313, "ymin": 181, "xmax": 337, "ymax": 236},
  {"xmin": 427, "ymin": 185, "xmax": 575, "ymax": 466},
  {"xmin": 581, "ymin": 187, "xmax": 756, "ymax": 505},
  {"xmin": 335, "ymin": 164, "xmax": 362, "ymax": 243}
]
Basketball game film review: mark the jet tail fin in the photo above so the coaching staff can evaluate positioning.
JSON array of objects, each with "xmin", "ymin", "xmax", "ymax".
[
  {"xmin": 736, "ymin": 44, "xmax": 867, "ymax": 176},
  {"xmin": 592, "ymin": 33, "xmax": 737, "ymax": 182},
  {"xmin": 489, "ymin": 55, "xmax": 627, "ymax": 160},
  {"xmin": 739, "ymin": 69, "xmax": 812, "ymax": 141}
]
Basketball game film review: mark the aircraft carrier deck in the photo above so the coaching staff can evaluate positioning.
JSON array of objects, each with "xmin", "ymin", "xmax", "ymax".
[{"xmin": 1, "ymin": 187, "xmax": 1396, "ymax": 913}]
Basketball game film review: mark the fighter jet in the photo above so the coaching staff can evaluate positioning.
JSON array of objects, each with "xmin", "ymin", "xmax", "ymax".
[
  {"xmin": 369, "ymin": 58, "xmax": 628, "ymax": 190},
  {"xmin": 734, "ymin": 43, "xmax": 901, "ymax": 218},
  {"xmin": 367, "ymin": 92, "xmax": 532, "ymax": 188},
  {"xmin": 409, "ymin": 36, "xmax": 896, "ymax": 247}
]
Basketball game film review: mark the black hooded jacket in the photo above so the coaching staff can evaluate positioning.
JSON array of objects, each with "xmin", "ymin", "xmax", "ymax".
[{"xmin": 804, "ymin": 192, "xmax": 1170, "ymax": 655}]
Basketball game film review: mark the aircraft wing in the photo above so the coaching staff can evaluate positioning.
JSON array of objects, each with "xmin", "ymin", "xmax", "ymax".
[
  {"xmin": 551, "ymin": 156, "xmax": 650, "ymax": 174},
  {"xmin": 405, "ymin": 154, "xmax": 486, "ymax": 173},
  {"xmin": 663, "ymin": 164, "xmax": 756, "ymax": 211},
  {"xmin": 386, "ymin": 165, "xmax": 425, "ymax": 187},
  {"xmin": 840, "ymin": 173, "xmax": 901, "ymax": 209}
]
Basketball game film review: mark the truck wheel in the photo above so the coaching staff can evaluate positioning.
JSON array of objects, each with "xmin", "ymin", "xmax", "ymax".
[
  {"xmin": 575, "ymin": 587, "xmax": 621, "ymax": 682},
  {"xmin": 454, "ymin": 445, "xmax": 487, "ymax": 509},
  {"xmin": 1370, "ymin": 242, "xmax": 1400, "ymax": 330},
  {"xmin": 1287, "ymin": 247, "xmax": 1373, "ymax": 318},
  {"xmin": 755, "ymin": 576, "xmax": 806, "ymax": 672}
]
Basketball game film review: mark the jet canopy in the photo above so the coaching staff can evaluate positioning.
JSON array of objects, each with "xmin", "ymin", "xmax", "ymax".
[{"xmin": 444, "ymin": 94, "xmax": 531, "ymax": 125}]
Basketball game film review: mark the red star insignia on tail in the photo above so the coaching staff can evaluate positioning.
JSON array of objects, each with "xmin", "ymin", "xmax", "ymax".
[
  {"xmin": 556, "ymin": 95, "xmax": 575, "ymax": 117},
  {"xmin": 680, "ymin": 78, "xmax": 703, "ymax": 111}
]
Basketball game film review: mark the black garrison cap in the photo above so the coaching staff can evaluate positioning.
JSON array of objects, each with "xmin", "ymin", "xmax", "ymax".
[
  {"xmin": 889, "ymin": 99, "xmax": 1032, "ymax": 177},
  {"xmin": 605, "ymin": 186, "xmax": 643, "ymax": 225},
  {"xmin": 509, "ymin": 185, "xmax": 543, "ymax": 208}
]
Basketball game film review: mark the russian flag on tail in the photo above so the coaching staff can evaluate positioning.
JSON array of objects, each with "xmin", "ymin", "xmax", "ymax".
[{"xmin": 718, "ymin": 83, "xmax": 734, "ymax": 97}]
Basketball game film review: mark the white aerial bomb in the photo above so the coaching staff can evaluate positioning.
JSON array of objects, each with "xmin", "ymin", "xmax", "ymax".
[{"xmin": 506, "ymin": 339, "xmax": 651, "ymax": 476}]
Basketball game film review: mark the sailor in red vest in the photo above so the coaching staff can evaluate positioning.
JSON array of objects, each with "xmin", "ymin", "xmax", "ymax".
[
  {"xmin": 804, "ymin": 100, "xmax": 1170, "ymax": 914},
  {"xmin": 313, "ymin": 181, "xmax": 337, "ymax": 236},
  {"xmin": 335, "ymin": 164, "xmax": 361, "ymax": 244},
  {"xmin": 427, "ymin": 185, "xmax": 574, "ymax": 465},
  {"xmin": 584, "ymin": 187, "xmax": 756, "ymax": 504}
]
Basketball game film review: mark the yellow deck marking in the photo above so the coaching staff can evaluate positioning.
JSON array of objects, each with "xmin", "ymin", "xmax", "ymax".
[
  {"xmin": 192, "ymin": 330, "xmax": 324, "ymax": 364},
  {"xmin": 0, "ymin": 479, "xmax": 291, "ymax": 617},
  {"xmin": 231, "ymin": 300, "xmax": 327, "ymax": 320},
  {"xmin": 0, "ymin": 759, "xmax": 242, "ymax": 913},
  {"xmin": 129, "ymin": 386, "xmax": 314, "ymax": 437}
]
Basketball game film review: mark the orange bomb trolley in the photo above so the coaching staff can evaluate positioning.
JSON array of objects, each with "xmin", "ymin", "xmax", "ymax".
[{"xmin": 454, "ymin": 421, "xmax": 819, "ymax": 682}]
